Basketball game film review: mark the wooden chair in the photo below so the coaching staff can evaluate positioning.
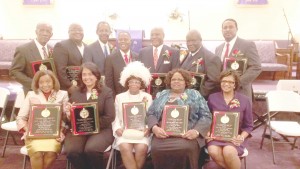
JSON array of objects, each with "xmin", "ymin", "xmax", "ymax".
[{"xmin": 276, "ymin": 47, "xmax": 294, "ymax": 79}]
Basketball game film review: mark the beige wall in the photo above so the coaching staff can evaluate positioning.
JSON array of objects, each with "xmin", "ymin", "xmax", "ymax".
[{"xmin": 0, "ymin": 0, "xmax": 299, "ymax": 42}]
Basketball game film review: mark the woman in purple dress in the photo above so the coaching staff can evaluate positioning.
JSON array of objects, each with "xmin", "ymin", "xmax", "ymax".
[{"xmin": 207, "ymin": 70, "xmax": 253, "ymax": 169}]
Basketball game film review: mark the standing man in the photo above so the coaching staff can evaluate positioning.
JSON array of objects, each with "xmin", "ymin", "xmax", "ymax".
[
  {"xmin": 10, "ymin": 23, "xmax": 53, "ymax": 95},
  {"xmin": 84, "ymin": 21, "xmax": 114, "ymax": 75},
  {"xmin": 138, "ymin": 27, "xmax": 180, "ymax": 73},
  {"xmin": 215, "ymin": 18, "xmax": 261, "ymax": 100},
  {"xmin": 53, "ymin": 23, "xmax": 91, "ymax": 93},
  {"xmin": 105, "ymin": 31, "xmax": 138, "ymax": 96},
  {"xmin": 181, "ymin": 30, "xmax": 222, "ymax": 99}
]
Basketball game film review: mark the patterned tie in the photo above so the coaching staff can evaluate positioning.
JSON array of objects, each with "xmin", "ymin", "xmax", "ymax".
[
  {"xmin": 104, "ymin": 45, "xmax": 108, "ymax": 57},
  {"xmin": 124, "ymin": 54, "xmax": 129, "ymax": 64},
  {"xmin": 224, "ymin": 43, "xmax": 230, "ymax": 58},
  {"xmin": 153, "ymin": 48, "xmax": 158, "ymax": 68},
  {"xmin": 42, "ymin": 46, "xmax": 48, "ymax": 59}
]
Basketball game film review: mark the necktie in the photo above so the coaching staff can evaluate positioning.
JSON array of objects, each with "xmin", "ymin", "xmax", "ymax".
[
  {"xmin": 153, "ymin": 48, "xmax": 158, "ymax": 68},
  {"xmin": 42, "ymin": 46, "xmax": 48, "ymax": 59},
  {"xmin": 124, "ymin": 54, "xmax": 129, "ymax": 64},
  {"xmin": 224, "ymin": 43, "xmax": 230, "ymax": 58},
  {"xmin": 104, "ymin": 45, "xmax": 108, "ymax": 57}
]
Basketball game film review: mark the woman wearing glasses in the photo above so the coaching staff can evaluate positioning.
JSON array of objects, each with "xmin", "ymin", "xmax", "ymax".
[
  {"xmin": 206, "ymin": 70, "xmax": 253, "ymax": 169},
  {"xmin": 112, "ymin": 61, "xmax": 153, "ymax": 169},
  {"xmin": 147, "ymin": 68, "xmax": 212, "ymax": 169}
]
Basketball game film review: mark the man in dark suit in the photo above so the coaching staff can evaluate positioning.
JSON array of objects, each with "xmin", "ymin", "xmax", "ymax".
[
  {"xmin": 84, "ymin": 21, "xmax": 114, "ymax": 75},
  {"xmin": 138, "ymin": 27, "xmax": 180, "ymax": 73},
  {"xmin": 215, "ymin": 18, "xmax": 261, "ymax": 100},
  {"xmin": 105, "ymin": 31, "xmax": 138, "ymax": 96},
  {"xmin": 53, "ymin": 23, "xmax": 91, "ymax": 93},
  {"xmin": 9, "ymin": 23, "xmax": 53, "ymax": 95},
  {"xmin": 181, "ymin": 30, "xmax": 222, "ymax": 98}
]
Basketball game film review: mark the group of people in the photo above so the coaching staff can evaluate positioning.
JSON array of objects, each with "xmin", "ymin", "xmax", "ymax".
[{"xmin": 10, "ymin": 18, "xmax": 261, "ymax": 169}]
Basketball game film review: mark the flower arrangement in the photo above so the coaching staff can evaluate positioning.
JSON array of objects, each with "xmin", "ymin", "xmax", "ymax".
[
  {"xmin": 48, "ymin": 48, "xmax": 53, "ymax": 58},
  {"xmin": 232, "ymin": 49, "xmax": 244, "ymax": 58},
  {"xmin": 90, "ymin": 89, "xmax": 98, "ymax": 100},
  {"xmin": 48, "ymin": 92, "xmax": 56, "ymax": 103},
  {"xmin": 192, "ymin": 58, "xmax": 204, "ymax": 65},
  {"xmin": 162, "ymin": 50, "xmax": 172, "ymax": 61},
  {"xmin": 229, "ymin": 99, "xmax": 240, "ymax": 109},
  {"xmin": 180, "ymin": 92, "xmax": 188, "ymax": 101}
]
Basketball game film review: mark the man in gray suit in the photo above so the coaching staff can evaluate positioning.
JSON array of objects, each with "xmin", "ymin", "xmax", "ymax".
[
  {"xmin": 84, "ymin": 21, "xmax": 113, "ymax": 75},
  {"xmin": 181, "ymin": 30, "xmax": 222, "ymax": 99},
  {"xmin": 215, "ymin": 18, "xmax": 261, "ymax": 100},
  {"xmin": 53, "ymin": 23, "xmax": 91, "ymax": 93},
  {"xmin": 105, "ymin": 31, "xmax": 138, "ymax": 96},
  {"xmin": 10, "ymin": 23, "xmax": 53, "ymax": 95},
  {"xmin": 138, "ymin": 27, "xmax": 180, "ymax": 73}
]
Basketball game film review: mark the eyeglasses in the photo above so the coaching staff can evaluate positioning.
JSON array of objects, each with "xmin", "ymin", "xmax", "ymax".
[
  {"xmin": 171, "ymin": 78, "xmax": 185, "ymax": 82},
  {"xmin": 221, "ymin": 80, "xmax": 235, "ymax": 85},
  {"xmin": 128, "ymin": 80, "xmax": 141, "ymax": 85}
]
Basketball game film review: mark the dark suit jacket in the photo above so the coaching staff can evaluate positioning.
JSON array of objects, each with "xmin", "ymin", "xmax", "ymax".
[
  {"xmin": 53, "ymin": 39, "xmax": 91, "ymax": 90},
  {"xmin": 104, "ymin": 50, "xmax": 138, "ymax": 96},
  {"xmin": 215, "ymin": 37, "xmax": 262, "ymax": 100},
  {"xmin": 138, "ymin": 45, "xmax": 180, "ymax": 73},
  {"xmin": 181, "ymin": 47, "xmax": 222, "ymax": 98},
  {"xmin": 9, "ymin": 40, "xmax": 51, "ymax": 94},
  {"xmin": 84, "ymin": 41, "xmax": 107, "ymax": 75},
  {"xmin": 69, "ymin": 86, "xmax": 115, "ymax": 130}
]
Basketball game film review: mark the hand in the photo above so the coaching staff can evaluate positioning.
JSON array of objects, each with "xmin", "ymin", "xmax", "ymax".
[
  {"xmin": 205, "ymin": 131, "xmax": 213, "ymax": 143},
  {"xmin": 182, "ymin": 129, "xmax": 199, "ymax": 140},
  {"xmin": 231, "ymin": 135, "xmax": 244, "ymax": 146},
  {"xmin": 65, "ymin": 102, "xmax": 75, "ymax": 119},
  {"xmin": 56, "ymin": 131, "xmax": 65, "ymax": 143},
  {"xmin": 152, "ymin": 125, "xmax": 168, "ymax": 139},
  {"xmin": 144, "ymin": 128, "xmax": 150, "ymax": 137},
  {"xmin": 116, "ymin": 128, "xmax": 123, "ymax": 137}
]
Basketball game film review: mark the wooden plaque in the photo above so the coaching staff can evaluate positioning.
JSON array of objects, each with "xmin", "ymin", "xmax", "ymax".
[
  {"xmin": 189, "ymin": 72, "xmax": 206, "ymax": 91},
  {"xmin": 66, "ymin": 66, "xmax": 81, "ymax": 86},
  {"xmin": 223, "ymin": 57, "xmax": 247, "ymax": 75},
  {"xmin": 122, "ymin": 102, "xmax": 146, "ymax": 131},
  {"xmin": 27, "ymin": 104, "xmax": 61, "ymax": 139},
  {"xmin": 161, "ymin": 105, "xmax": 189, "ymax": 136},
  {"xmin": 147, "ymin": 73, "xmax": 167, "ymax": 99},
  {"xmin": 71, "ymin": 102, "xmax": 99, "ymax": 135},
  {"xmin": 210, "ymin": 111, "xmax": 240, "ymax": 141},
  {"xmin": 31, "ymin": 58, "xmax": 57, "ymax": 75}
]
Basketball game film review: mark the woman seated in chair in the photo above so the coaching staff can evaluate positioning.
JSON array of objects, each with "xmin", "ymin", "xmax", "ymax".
[
  {"xmin": 147, "ymin": 68, "xmax": 212, "ymax": 169},
  {"xmin": 64, "ymin": 62, "xmax": 115, "ymax": 169},
  {"xmin": 206, "ymin": 70, "xmax": 253, "ymax": 169},
  {"xmin": 16, "ymin": 70, "xmax": 68, "ymax": 169},
  {"xmin": 112, "ymin": 61, "xmax": 153, "ymax": 169}
]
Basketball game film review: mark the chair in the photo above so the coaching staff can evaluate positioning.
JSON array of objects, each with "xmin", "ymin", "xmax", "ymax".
[
  {"xmin": 260, "ymin": 90, "xmax": 300, "ymax": 164},
  {"xmin": 0, "ymin": 87, "xmax": 10, "ymax": 124},
  {"xmin": 1, "ymin": 89, "xmax": 25, "ymax": 157}
]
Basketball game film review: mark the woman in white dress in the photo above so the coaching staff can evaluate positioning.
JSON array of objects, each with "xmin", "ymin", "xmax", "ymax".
[{"xmin": 112, "ymin": 61, "xmax": 153, "ymax": 169}]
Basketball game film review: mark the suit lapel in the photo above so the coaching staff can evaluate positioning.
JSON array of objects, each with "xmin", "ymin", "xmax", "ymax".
[
  {"xmin": 155, "ymin": 45, "xmax": 166, "ymax": 71},
  {"xmin": 29, "ymin": 41, "xmax": 42, "ymax": 60}
]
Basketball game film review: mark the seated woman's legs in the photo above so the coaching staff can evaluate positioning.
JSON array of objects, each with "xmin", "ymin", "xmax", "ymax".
[
  {"xmin": 208, "ymin": 145, "xmax": 226, "ymax": 168},
  {"xmin": 133, "ymin": 143, "xmax": 148, "ymax": 169},
  {"xmin": 30, "ymin": 152, "xmax": 43, "ymax": 169},
  {"xmin": 43, "ymin": 152, "xmax": 57, "ymax": 169},
  {"xmin": 222, "ymin": 146, "xmax": 240, "ymax": 169},
  {"xmin": 119, "ymin": 143, "xmax": 138, "ymax": 169},
  {"xmin": 84, "ymin": 129, "xmax": 114, "ymax": 169},
  {"xmin": 64, "ymin": 132, "xmax": 89, "ymax": 169}
]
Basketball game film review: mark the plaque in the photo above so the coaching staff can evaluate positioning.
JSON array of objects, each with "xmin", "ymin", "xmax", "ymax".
[
  {"xmin": 189, "ymin": 72, "xmax": 205, "ymax": 91},
  {"xmin": 70, "ymin": 102, "xmax": 99, "ymax": 135},
  {"xmin": 122, "ymin": 102, "xmax": 146, "ymax": 131},
  {"xmin": 31, "ymin": 58, "xmax": 57, "ymax": 75},
  {"xmin": 210, "ymin": 111, "xmax": 240, "ymax": 141},
  {"xmin": 66, "ymin": 66, "xmax": 81, "ymax": 86},
  {"xmin": 27, "ymin": 104, "xmax": 61, "ymax": 138},
  {"xmin": 161, "ymin": 105, "xmax": 189, "ymax": 136},
  {"xmin": 223, "ymin": 57, "xmax": 247, "ymax": 75},
  {"xmin": 147, "ymin": 73, "xmax": 167, "ymax": 99}
]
